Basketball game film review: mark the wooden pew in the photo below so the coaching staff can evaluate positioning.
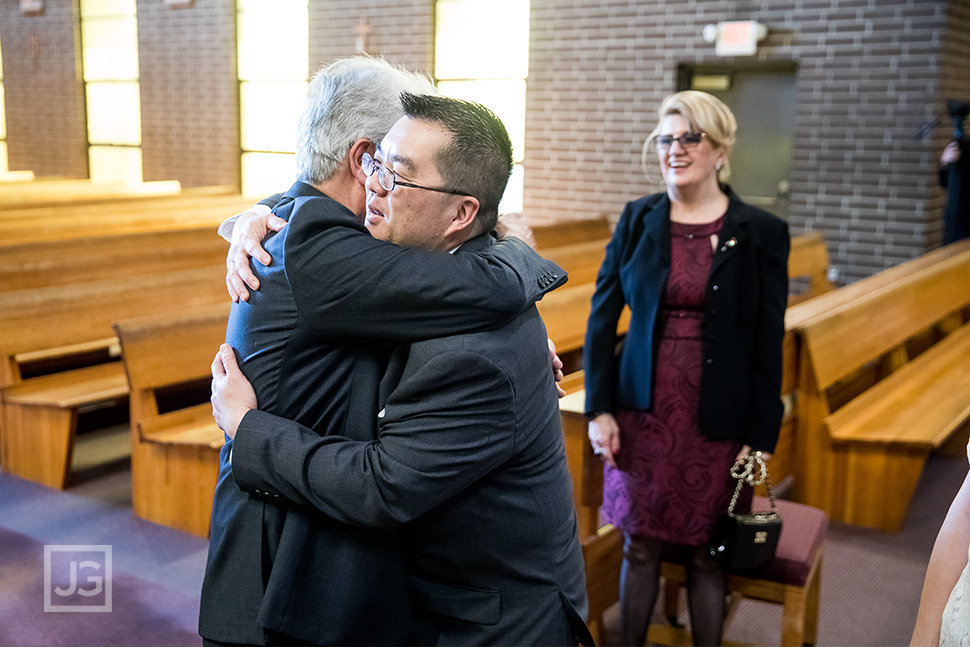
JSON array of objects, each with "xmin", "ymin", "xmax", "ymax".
[
  {"xmin": 0, "ymin": 170, "xmax": 36, "ymax": 183},
  {"xmin": 542, "ymin": 239, "xmax": 609, "ymax": 286},
  {"xmin": 0, "ymin": 265, "xmax": 226, "ymax": 489},
  {"xmin": 0, "ymin": 228, "xmax": 228, "ymax": 292},
  {"xmin": 532, "ymin": 217, "xmax": 612, "ymax": 249},
  {"xmin": 790, "ymin": 246, "xmax": 970, "ymax": 532},
  {"xmin": 0, "ymin": 193, "xmax": 255, "ymax": 246},
  {"xmin": 785, "ymin": 239, "xmax": 970, "ymax": 334},
  {"xmin": 114, "ymin": 303, "xmax": 230, "ymax": 536},
  {"xmin": 0, "ymin": 179, "xmax": 182, "ymax": 210},
  {"xmin": 788, "ymin": 230, "xmax": 833, "ymax": 304}
]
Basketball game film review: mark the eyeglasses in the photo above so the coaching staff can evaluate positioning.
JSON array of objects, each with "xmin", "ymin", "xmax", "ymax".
[
  {"xmin": 655, "ymin": 132, "xmax": 707, "ymax": 151},
  {"xmin": 361, "ymin": 152, "xmax": 472, "ymax": 197}
]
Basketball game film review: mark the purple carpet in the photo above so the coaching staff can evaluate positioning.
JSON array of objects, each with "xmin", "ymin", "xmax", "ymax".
[{"xmin": 0, "ymin": 526, "xmax": 202, "ymax": 647}]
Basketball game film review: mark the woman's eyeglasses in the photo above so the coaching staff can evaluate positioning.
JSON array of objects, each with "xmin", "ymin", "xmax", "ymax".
[{"xmin": 655, "ymin": 132, "xmax": 707, "ymax": 151}]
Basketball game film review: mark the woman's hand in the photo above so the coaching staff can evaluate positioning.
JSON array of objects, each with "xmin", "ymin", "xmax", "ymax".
[
  {"xmin": 588, "ymin": 413, "xmax": 620, "ymax": 469},
  {"xmin": 226, "ymin": 208, "xmax": 287, "ymax": 302},
  {"xmin": 210, "ymin": 344, "xmax": 257, "ymax": 440},
  {"xmin": 735, "ymin": 444, "xmax": 772, "ymax": 463}
]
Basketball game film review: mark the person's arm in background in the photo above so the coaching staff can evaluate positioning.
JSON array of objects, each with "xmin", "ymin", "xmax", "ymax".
[
  {"xmin": 911, "ymin": 469, "xmax": 970, "ymax": 646},
  {"xmin": 939, "ymin": 142, "xmax": 961, "ymax": 189}
]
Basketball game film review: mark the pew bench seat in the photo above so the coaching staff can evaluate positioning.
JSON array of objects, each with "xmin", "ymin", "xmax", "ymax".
[
  {"xmin": 826, "ymin": 322, "xmax": 970, "ymax": 448},
  {"xmin": 0, "ymin": 362, "xmax": 129, "ymax": 488},
  {"xmin": 139, "ymin": 403, "xmax": 225, "ymax": 449}
]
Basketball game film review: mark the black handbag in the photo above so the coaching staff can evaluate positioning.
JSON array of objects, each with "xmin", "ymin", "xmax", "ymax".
[{"xmin": 708, "ymin": 451, "xmax": 782, "ymax": 571}]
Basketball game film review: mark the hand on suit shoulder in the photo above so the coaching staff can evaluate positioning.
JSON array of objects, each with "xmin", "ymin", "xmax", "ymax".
[{"xmin": 226, "ymin": 205, "xmax": 287, "ymax": 303}]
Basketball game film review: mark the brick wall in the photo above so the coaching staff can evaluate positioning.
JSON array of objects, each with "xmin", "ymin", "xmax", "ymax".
[
  {"xmin": 526, "ymin": 0, "xmax": 970, "ymax": 282},
  {"xmin": 136, "ymin": 0, "xmax": 239, "ymax": 189},
  {"xmin": 0, "ymin": 0, "xmax": 88, "ymax": 178},
  {"xmin": 309, "ymin": 1, "xmax": 434, "ymax": 75}
]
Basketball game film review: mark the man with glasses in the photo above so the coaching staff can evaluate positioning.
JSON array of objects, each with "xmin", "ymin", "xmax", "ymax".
[
  {"xmin": 199, "ymin": 59, "xmax": 575, "ymax": 647},
  {"xmin": 209, "ymin": 91, "xmax": 593, "ymax": 646}
]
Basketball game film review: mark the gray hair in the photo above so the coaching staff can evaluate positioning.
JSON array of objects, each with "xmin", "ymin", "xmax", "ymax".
[{"xmin": 296, "ymin": 57, "xmax": 436, "ymax": 185}]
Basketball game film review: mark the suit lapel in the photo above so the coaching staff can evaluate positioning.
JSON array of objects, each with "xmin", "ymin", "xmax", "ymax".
[{"xmin": 710, "ymin": 191, "xmax": 750, "ymax": 276}]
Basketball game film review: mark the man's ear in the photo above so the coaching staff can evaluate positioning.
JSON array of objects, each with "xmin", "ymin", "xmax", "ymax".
[
  {"xmin": 447, "ymin": 196, "xmax": 482, "ymax": 237},
  {"xmin": 348, "ymin": 138, "xmax": 376, "ymax": 187}
]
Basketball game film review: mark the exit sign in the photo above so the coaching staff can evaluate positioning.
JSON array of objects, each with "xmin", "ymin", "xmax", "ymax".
[{"xmin": 716, "ymin": 21, "xmax": 762, "ymax": 57}]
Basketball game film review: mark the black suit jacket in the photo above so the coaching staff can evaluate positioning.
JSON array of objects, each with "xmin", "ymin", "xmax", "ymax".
[
  {"xmin": 583, "ymin": 189, "xmax": 789, "ymax": 451},
  {"xmin": 200, "ymin": 182, "xmax": 567, "ymax": 645},
  {"xmin": 230, "ymin": 233, "xmax": 592, "ymax": 646}
]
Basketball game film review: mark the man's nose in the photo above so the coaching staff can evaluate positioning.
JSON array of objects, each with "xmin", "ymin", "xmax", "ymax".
[{"xmin": 365, "ymin": 172, "xmax": 387, "ymax": 196}]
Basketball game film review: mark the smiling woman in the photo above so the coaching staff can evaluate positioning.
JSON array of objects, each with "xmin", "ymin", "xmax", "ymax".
[{"xmin": 583, "ymin": 90, "xmax": 790, "ymax": 647}]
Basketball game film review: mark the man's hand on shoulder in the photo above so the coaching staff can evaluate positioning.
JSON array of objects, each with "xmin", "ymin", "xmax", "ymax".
[
  {"xmin": 210, "ymin": 344, "xmax": 257, "ymax": 440},
  {"xmin": 494, "ymin": 212, "xmax": 538, "ymax": 250},
  {"xmin": 226, "ymin": 205, "xmax": 287, "ymax": 302}
]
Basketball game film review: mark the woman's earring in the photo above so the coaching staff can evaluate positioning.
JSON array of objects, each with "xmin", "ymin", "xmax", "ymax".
[{"xmin": 716, "ymin": 162, "xmax": 723, "ymax": 171}]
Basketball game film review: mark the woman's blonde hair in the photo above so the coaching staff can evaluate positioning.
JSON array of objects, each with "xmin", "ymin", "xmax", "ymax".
[{"xmin": 641, "ymin": 90, "xmax": 738, "ymax": 182}]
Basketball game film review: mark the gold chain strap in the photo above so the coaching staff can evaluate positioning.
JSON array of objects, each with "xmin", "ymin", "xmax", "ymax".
[{"xmin": 726, "ymin": 451, "xmax": 779, "ymax": 519}]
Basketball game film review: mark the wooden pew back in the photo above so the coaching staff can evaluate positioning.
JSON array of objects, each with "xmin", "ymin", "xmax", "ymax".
[
  {"xmin": 0, "ymin": 194, "xmax": 254, "ymax": 246},
  {"xmin": 788, "ymin": 231, "xmax": 833, "ymax": 304},
  {"xmin": 785, "ymin": 239, "xmax": 970, "ymax": 333},
  {"xmin": 542, "ymin": 239, "xmax": 609, "ymax": 286},
  {"xmin": 0, "ymin": 179, "xmax": 182, "ymax": 210},
  {"xmin": 114, "ymin": 303, "xmax": 230, "ymax": 537},
  {"xmin": 0, "ymin": 265, "xmax": 227, "ymax": 385},
  {"xmin": 800, "ymin": 249, "xmax": 970, "ymax": 392},
  {"xmin": 532, "ymin": 217, "xmax": 611, "ymax": 249},
  {"xmin": 114, "ymin": 302, "xmax": 230, "ymax": 419},
  {"xmin": 0, "ymin": 228, "xmax": 228, "ymax": 292}
]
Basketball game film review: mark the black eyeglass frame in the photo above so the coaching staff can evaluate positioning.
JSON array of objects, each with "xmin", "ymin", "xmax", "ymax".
[
  {"xmin": 655, "ymin": 132, "xmax": 708, "ymax": 151},
  {"xmin": 362, "ymin": 152, "xmax": 473, "ymax": 197}
]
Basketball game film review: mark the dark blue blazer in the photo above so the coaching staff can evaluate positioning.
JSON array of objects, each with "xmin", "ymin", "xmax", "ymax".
[{"xmin": 583, "ymin": 189, "xmax": 789, "ymax": 451}]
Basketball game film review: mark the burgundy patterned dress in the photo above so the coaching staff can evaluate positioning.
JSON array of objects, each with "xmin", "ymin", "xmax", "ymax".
[{"xmin": 601, "ymin": 216, "xmax": 746, "ymax": 546}]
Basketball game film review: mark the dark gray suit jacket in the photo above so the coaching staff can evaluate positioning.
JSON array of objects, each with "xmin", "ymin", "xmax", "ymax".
[
  {"xmin": 200, "ymin": 182, "xmax": 567, "ymax": 645},
  {"xmin": 231, "ymin": 233, "xmax": 592, "ymax": 646}
]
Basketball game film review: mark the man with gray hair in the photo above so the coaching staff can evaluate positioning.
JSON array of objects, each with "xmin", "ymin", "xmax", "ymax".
[{"xmin": 199, "ymin": 57, "xmax": 566, "ymax": 646}]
